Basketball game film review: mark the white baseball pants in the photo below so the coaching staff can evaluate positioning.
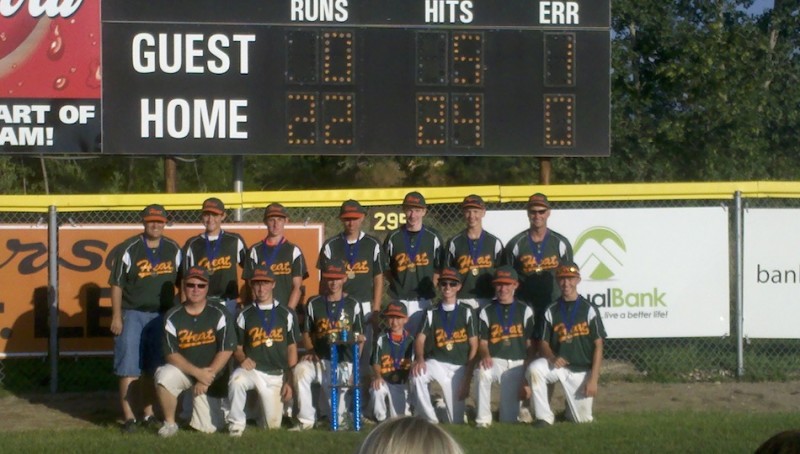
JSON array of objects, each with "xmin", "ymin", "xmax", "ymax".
[
  {"xmin": 294, "ymin": 359, "xmax": 353, "ymax": 426},
  {"xmin": 227, "ymin": 368, "xmax": 285, "ymax": 431},
  {"xmin": 527, "ymin": 358, "xmax": 594, "ymax": 424},
  {"xmin": 413, "ymin": 359, "xmax": 468, "ymax": 424},
  {"xmin": 475, "ymin": 358, "xmax": 525, "ymax": 425},
  {"xmin": 369, "ymin": 381, "xmax": 409, "ymax": 421}
]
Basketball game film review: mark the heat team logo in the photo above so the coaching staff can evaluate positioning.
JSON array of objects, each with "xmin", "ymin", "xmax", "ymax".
[{"xmin": 573, "ymin": 227, "xmax": 626, "ymax": 280}]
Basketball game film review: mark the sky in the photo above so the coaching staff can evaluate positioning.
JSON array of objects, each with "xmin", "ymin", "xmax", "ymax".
[{"xmin": 748, "ymin": 0, "xmax": 774, "ymax": 15}]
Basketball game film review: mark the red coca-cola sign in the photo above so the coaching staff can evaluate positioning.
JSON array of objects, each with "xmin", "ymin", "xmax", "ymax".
[{"xmin": 0, "ymin": 0, "xmax": 100, "ymax": 99}]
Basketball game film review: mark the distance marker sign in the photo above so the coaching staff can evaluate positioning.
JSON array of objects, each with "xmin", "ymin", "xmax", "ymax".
[{"xmin": 101, "ymin": 0, "xmax": 610, "ymax": 156}]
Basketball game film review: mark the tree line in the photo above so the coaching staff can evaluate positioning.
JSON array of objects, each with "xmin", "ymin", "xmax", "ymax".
[{"xmin": 1, "ymin": 0, "xmax": 797, "ymax": 194}]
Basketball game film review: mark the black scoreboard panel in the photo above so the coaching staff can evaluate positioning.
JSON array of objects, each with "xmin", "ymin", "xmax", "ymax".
[{"xmin": 102, "ymin": 1, "xmax": 610, "ymax": 156}]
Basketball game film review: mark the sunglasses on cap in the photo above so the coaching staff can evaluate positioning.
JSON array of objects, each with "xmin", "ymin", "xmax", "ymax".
[
  {"xmin": 528, "ymin": 209, "xmax": 548, "ymax": 215},
  {"xmin": 439, "ymin": 281, "xmax": 459, "ymax": 288},
  {"xmin": 185, "ymin": 283, "xmax": 208, "ymax": 289}
]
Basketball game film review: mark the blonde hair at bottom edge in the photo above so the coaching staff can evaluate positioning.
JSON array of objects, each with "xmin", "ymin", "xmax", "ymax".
[{"xmin": 356, "ymin": 416, "xmax": 465, "ymax": 454}]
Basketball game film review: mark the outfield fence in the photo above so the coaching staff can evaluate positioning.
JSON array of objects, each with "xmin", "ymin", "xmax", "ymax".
[{"xmin": 1, "ymin": 182, "xmax": 799, "ymax": 393}]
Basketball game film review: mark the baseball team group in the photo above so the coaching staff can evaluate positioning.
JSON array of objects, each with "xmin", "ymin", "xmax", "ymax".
[{"xmin": 109, "ymin": 191, "xmax": 606, "ymax": 437}]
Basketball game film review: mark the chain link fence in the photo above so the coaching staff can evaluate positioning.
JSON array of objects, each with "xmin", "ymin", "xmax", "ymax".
[{"xmin": 1, "ymin": 192, "xmax": 798, "ymax": 394}]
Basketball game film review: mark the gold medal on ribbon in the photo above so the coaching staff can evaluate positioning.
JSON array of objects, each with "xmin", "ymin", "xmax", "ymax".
[
  {"xmin": 407, "ymin": 262, "xmax": 416, "ymax": 270},
  {"xmin": 329, "ymin": 331, "xmax": 338, "ymax": 343},
  {"xmin": 534, "ymin": 266, "xmax": 543, "ymax": 273},
  {"xmin": 347, "ymin": 271, "xmax": 356, "ymax": 279},
  {"xmin": 471, "ymin": 267, "xmax": 479, "ymax": 276},
  {"xmin": 503, "ymin": 338, "xmax": 511, "ymax": 347},
  {"xmin": 265, "ymin": 338, "xmax": 273, "ymax": 347},
  {"xmin": 445, "ymin": 341, "xmax": 454, "ymax": 351}
]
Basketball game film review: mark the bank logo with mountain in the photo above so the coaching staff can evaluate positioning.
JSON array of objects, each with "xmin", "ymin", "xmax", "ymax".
[{"xmin": 573, "ymin": 227, "xmax": 626, "ymax": 280}]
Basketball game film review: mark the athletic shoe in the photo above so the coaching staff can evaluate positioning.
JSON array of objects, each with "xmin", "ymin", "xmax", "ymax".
[
  {"xmin": 289, "ymin": 422, "xmax": 314, "ymax": 432},
  {"xmin": 229, "ymin": 426, "xmax": 244, "ymax": 438},
  {"xmin": 158, "ymin": 422, "xmax": 179, "ymax": 438},
  {"xmin": 533, "ymin": 419, "xmax": 552, "ymax": 429},
  {"xmin": 120, "ymin": 419, "xmax": 137, "ymax": 434},
  {"xmin": 518, "ymin": 407, "xmax": 533, "ymax": 423},
  {"xmin": 142, "ymin": 415, "xmax": 161, "ymax": 430},
  {"xmin": 475, "ymin": 422, "xmax": 490, "ymax": 429}
]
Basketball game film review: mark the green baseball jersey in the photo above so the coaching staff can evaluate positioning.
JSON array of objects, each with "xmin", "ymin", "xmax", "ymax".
[
  {"xmin": 503, "ymin": 228, "xmax": 573, "ymax": 311},
  {"xmin": 478, "ymin": 300, "xmax": 534, "ymax": 361},
  {"xmin": 318, "ymin": 231, "xmax": 386, "ymax": 304},
  {"xmin": 384, "ymin": 225, "xmax": 444, "ymax": 300},
  {"xmin": 163, "ymin": 302, "xmax": 236, "ymax": 395},
  {"xmin": 236, "ymin": 302, "xmax": 299, "ymax": 374},
  {"xmin": 183, "ymin": 230, "xmax": 246, "ymax": 300},
  {"xmin": 244, "ymin": 238, "xmax": 308, "ymax": 305},
  {"xmin": 536, "ymin": 297, "xmax": 607, "ymax": 372},
  {"xmin": 371, "ymin": 331, "xmax": 414, "ymax": 384},
  {"xmin": 303, "ymin": 294, "xmax": 364, "ymax": 363},
  {"xmin": 108, "ymin": 234, "xmax": 182, "ymax": 312},
  {"xmin": 419, "ymin": 302, "xmax": 477, "ymax": 365},
  {"xmin": 444, "ymin": 229, "xmax": 503, "ymax": 299}
]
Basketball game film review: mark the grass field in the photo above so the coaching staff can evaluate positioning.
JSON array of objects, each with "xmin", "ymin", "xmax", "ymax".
[{"xmin": 2, "ymin": 411, "xmax": 797, "ymax": 454}]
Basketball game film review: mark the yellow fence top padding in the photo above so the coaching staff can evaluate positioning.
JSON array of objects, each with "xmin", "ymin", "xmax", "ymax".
[{"xmin": 2, "ymin": 182, "xmax": 800, "ymax": 212}]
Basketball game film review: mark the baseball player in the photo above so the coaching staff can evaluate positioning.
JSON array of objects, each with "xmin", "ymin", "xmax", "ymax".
[
  {"xmin": 503, "ymin": 193, "xmax": 573, "ymax": 321},
  {"xmin": 108, "ymin": 203, "xmax": 181, "ymax": 433},
  {"xmin": 411, "ymin": 267, "xmax": 477, "ymax": 424},
  {"xmin": 444, "ymin": 194, "xmax": 503, "ymax": 311},
  {"xmin": 370, "ymin": 301, "xmax": 414, "ymax": 422},
  {"xmin": 474, "ymin": 266, "xmax": 535, "ymax": 427},
  {"xmin": 292, "ymin": 261, "xmax": 365, "ymax": 430},
  {"xmin": 523, "ymin": 263, "xmax": 606, "ymax": 427},
  {"xmin": 155, "ymin": 266, "xmax": 236, "ymax": 437},
  {"xmin": 318, "ymin": 199, "xmax": 386, "ymax": 380},
  {"xmin": 182, "ymin": 197, "xmax": 247, "ymax": 316},
  {"xmin": 244, "ymin": 202, "xmax": 309, "ymax": 310},
  {"xmin": 384, "ymin": 191, "xmax": 444, "ymax": 333},
  {"xmin": 228, "ymin": 265, "xmax": 299, "ymax": 436}
]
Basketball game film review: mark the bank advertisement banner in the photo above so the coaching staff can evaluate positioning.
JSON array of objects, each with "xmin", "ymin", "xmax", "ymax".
[
  {"xmin": 743, "ymin": 209, "xmax": 800, "ymax": 339},
  {"xmin": 484, "ymin": 207, "xmax": 730, "ymax": 338},
  {"xmin": 0, "ymin": 223, "xmax": 322, "ymax": 357}
]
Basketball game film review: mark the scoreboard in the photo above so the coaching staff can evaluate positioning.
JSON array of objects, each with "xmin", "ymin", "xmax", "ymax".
[{"xmin": 101, "ymin": 0, "xmax": 610, "ymax": 156}]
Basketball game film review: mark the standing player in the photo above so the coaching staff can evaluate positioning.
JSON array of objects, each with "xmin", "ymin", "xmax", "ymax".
[
  {"xmin": 109, "ymin": 204, "xmax": 181, "ymax": 432},
  {"xmin": 474, "ymin": 266, "xmax": 535, "ymax": 427},
  {"xmin": 444, "ymin": 194, "xmax": 503, "ymax": 311},
  {"xmin": 370, "ymin": 301, "xmax": 414, "ymax": 422},
  {"xmin": 319, "ymin": 199, "xmax": 385, "ymax": 323},
  {"xmin": 228, "ymin": 265, "xmax": 298, "ymax": 436},
  {"xmin": 182, "ymin": 197, "xmax": 246, "ymax": 315},
  {"xmin": 244, "ymin": 202, "xmax": 309, "ymax": 310},
  {"xmin": 155, "ymin": 266, "xmax": 236, "ymax": 437},
  {"xmin": 384, "ymin": 191, "xmax": 443, "ymax": 333},
  {"xmin": 523, "ymin": 263, "xmax": 606, "ymax": 427},
  {"xmin": 293, "ymin": 261, "xmax": 365, "ymax": 430},
  {"xmin": 411, "ymin": 267, "xmax": 477, "ymax": 424},
  {"xmin": 503, "ymin": 193, "xmax": 573, "ymax": 323}
]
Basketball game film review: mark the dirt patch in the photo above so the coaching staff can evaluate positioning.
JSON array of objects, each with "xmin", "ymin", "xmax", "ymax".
[{"xmin": 1, "ymin": 381, "xmax": 800, "ymax": 432}]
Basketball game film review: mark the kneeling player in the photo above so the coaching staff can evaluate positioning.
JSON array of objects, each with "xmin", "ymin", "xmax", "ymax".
[
  {"xmin": 227, "ymin": 265, "xmax": 298, "ymax": 436},
  {"xmin": 411, "ymin": 267, "xmax": 477, "ymax": 424},
  {"xmin": 370, "ymin": 302, "xmax": 414, "ymax": 422},
  {"xmin": 155, "ymin": 267, "xmax": 236, "ymax": 437},
  {"xmin": 292, "ymin": 261, "xmax": 365, "ymax": 430},
  {"xmin": 523, "ymin": 263, "xmax": 606, "ymax": 427}
]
